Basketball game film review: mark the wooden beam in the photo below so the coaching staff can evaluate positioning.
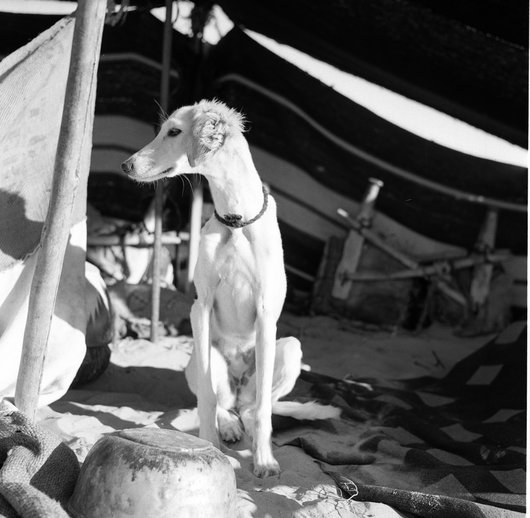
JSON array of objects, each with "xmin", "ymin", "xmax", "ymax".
[
  {"xmin": 151, "ymin": 0, "xmax": 174, "ymax": 343},
  {"xmin": 15, "ymin": 0, "xmax": 106, "ymax": 420},
  {"xmin": 337, "ymin": 208, "xmax": 468, "ymax": 307},
  {"xmin": 332, "ymin": 178, "xmax": 383, "ymax": 299}
]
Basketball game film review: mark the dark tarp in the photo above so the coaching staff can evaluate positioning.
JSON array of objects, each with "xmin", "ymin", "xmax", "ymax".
[
  {"xmin": 275, "ymin": 322, "xmax": 527, "ymax": 516},
  {"xmin": 206, "ymin": 28, "xmax": 527, "ymax": 254},
  {"xmin": 216, "ymin": 0, "xmax": 528, "ymax": 147}
]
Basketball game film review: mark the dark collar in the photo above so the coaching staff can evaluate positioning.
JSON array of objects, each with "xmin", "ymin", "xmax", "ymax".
[{"xmin": 214, "ymin": 184, "xmax": 269, "ymax": 228}]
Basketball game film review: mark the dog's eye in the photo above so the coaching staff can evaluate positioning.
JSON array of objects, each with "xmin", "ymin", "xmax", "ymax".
[{"xmin": 167, "ymin": 127, "xmax": 182, "ymax": 137}]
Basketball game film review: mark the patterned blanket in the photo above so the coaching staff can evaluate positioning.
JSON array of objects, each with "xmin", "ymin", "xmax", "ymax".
[{"xmin": 274, "ymin": 322, "xmax": 526, "ymax": 517}]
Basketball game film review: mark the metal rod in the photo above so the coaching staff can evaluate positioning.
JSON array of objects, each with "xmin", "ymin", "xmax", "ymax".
[
  {"xmin": 15, "ymin": 0, "xmax": 106, "ymax": 420},
  {"xmin": 151, "ymin": 0, "xmax": 173, "ymax": 343}
]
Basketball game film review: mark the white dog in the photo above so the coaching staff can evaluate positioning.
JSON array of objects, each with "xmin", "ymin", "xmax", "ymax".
[{"xmin": 122, "ymin": 100, "xmax": 339, "ymax": 477}]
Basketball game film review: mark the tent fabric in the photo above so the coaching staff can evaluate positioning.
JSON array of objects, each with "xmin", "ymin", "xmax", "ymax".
[
  {"xmin": 96, "ymin": 11, "xmax": 195, "ymax": 120},
  {"xmin": 0, "ymin": 17, "xmax": 80, "ymax": 271},
  {"xmin": 207, "ymin": 29, "xmax": 527, "ymax": 254},
  {"xmin": 0, "ymin": 221, "xmax": 88, "ymax": 407},
  {"xmin": 90, "ymin": 15, "xmax": 526, "ymax": 300},
  {"xmin": 0, "ymin": 12, "xmax": 194, "ymax": 121},
  {"xmin": 274, "ymin": 321, "xmax": 527, "ymax": 517},
  {"xmin": 216, "ymin": 0, "xmax": 528, "ymax": 147},
  {"xmin": 0, "ymin": 16, "xmax": 99, "ymax": 406},
  {"xmin": 210, "ymin": 30, "xmax": 526, "ymax": 202},
  {"xmin": 1, "ymin": 11, "xmax": 524, "ymax": 300}
]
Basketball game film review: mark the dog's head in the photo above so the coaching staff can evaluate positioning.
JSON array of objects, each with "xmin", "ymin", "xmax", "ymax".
[{"xmin": 121, "ymin": 100, "xmax": 245, "ymax": 182}]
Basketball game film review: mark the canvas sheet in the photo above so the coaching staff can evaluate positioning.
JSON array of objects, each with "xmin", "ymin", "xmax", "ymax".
[
  {"xmin": 0, "ymin": 16, "xmax": 97, "ymax": 406},
  {"xmin": 0, "ymin": 15, "xmax": 89, "ymax": 272},
  {"xmin": 274, "ymin": 322, "xmax": 526, "ymax": 517}
]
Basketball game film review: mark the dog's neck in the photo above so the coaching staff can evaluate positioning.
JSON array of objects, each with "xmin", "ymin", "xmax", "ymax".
[{"xmin": 202, "ymin": 136, "xmax": 265, "ymax": 223}]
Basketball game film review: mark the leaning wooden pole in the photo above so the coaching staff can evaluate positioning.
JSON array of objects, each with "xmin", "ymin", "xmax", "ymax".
[
  {"xmin": 15, "ymin": 0, "xmax": 106, "ymax": 420},
  {"xmin": 151, "ymin": 0, "xmax": 174, "ymax": 343}
]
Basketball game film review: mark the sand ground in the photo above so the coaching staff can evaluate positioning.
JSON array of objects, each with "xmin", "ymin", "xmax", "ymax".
[{"xmin": 36, "ymin": 308, "xmax": 492, "ymax": 517}]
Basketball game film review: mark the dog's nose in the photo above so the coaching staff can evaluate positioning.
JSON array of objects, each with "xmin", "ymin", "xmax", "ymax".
[{"xmin": 121, "ymin": 158, "xmax": 134, "ymax": 174}]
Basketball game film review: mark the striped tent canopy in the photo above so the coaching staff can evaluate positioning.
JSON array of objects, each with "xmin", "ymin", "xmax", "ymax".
[
  {"xmin": 0, "ymin": 4, "xmax": 526, "ymax": 307},
  {"xmin": 215, "ymin": 0, "xmax": 528, "ymax": 147}
]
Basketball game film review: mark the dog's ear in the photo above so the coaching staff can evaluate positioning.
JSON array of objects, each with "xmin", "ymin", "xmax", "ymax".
[{"xmin": 187, "ymin": 109, "xmax": 228, "ymax": 166}]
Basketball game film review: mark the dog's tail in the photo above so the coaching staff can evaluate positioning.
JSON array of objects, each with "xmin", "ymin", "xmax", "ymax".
[{"xmin": 272, "ymin": 400, "xmax": 341, "ymax": 420}]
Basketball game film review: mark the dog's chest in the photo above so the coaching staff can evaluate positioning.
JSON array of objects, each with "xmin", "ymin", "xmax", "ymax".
[
  {"xmin": 214, "ymin": 231, "xmax": 256, "ymax": 286},
  {"xmin": 208, "ymin": 231, "xmax": 259, "ymax": 339}
]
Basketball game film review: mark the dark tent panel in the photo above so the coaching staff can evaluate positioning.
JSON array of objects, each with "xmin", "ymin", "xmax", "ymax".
[
  {"xmin": 206, "ymin": 29, "xmax": 527, "ymax": 253},
  {"xmin": 216, "ymin": 0, "xmax": 528, "ymax": 146}
]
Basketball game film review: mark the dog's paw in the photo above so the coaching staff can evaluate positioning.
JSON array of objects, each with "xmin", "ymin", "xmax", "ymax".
[
  {"xmin": 253, "ymin": 443, "xmax": 280, "ymax": 478},
  {"xmin": 218, "ymin": 409, "xmax": 243, "ymax": 443},
  {"xmin": 253, "ymin": 457, "xmax": 281, "ymax": 478}
]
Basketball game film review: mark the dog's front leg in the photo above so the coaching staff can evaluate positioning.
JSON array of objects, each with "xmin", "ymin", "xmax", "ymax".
[
  {"xmin": 252, "ymin": 309, "xmax": 280, "ymax": 477},
  {"xmin": 190, "ymin": 299, "xmax": 219, "ymax": 448}
]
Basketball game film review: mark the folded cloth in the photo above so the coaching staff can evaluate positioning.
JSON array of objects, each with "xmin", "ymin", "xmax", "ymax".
[{"xmin": 0, "ymin": 411, "xmax": 79, "ymax": 518}]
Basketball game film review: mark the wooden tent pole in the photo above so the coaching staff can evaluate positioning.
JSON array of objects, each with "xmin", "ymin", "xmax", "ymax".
[
  {"xmin": 151, "ymin": 0, "xmax": 174, "ymax": 343},
  {"xmin": 14, "ymin": 0, "xmax": 106, "ymax": 420},
  {"xmin": 332, "ymin": 177, "xmax": 383, "ymax": 299},
  {"xmin": 185, "ymin": 10, "xmax": 207, "ymax": 293}
]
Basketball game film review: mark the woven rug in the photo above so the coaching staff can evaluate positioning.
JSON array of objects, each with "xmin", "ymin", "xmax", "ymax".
[{"xmin": 274, "ymin": 322, "xmax": 526, "ymax": 517}]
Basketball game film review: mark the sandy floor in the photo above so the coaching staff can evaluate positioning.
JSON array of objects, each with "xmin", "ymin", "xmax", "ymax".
[
  {"xmin": 278, "ymin": 314, "xmax": 488, "ymax": 380},
  {"xmin": 36, "ymin": 310, "xmax": 493, "ymax": 517}
]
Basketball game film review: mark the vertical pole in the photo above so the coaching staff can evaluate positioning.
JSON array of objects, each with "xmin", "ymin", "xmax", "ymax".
[
  {"xmin": 470, "ymin": 208, "xmax": 498, "ymax": 310},
  {"xmin": 332, "ymin": 178, "xmax": 383, "ymax": 299},
  {"xmin": 185, "ymin": 14, "xmax": 206, "ymax": 293},
  {"xmin": 357, "ymin": 178, "xmax": 384, "ymax": 225},
  {"xmin": 151, "ymin": 0, "xmax": 174, "ymax": 343},
  {"xmin": 15, "ymin": 0, "xmax": 106, "ymax": 420}
]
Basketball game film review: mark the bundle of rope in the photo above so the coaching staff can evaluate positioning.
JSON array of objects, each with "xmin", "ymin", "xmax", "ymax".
[{"xmin": 0, "ymin": 410, "xmax": 79, "ymax": 518}]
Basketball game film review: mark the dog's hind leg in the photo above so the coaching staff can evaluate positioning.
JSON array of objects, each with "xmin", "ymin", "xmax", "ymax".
[
  {"xmin": 211, "ymin": 347, "xmax": 244, "ymax": 442},
  {"xmin": 239, "ymin": 337, "xmax": 302, "ymax": 415},
  {"xmin": 270, "ymin": 337, "xmax": 302, "ymax": 403},
  {"xmin": 185, "ymin": 344, "xmax": 243, "ymax": 443}
]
